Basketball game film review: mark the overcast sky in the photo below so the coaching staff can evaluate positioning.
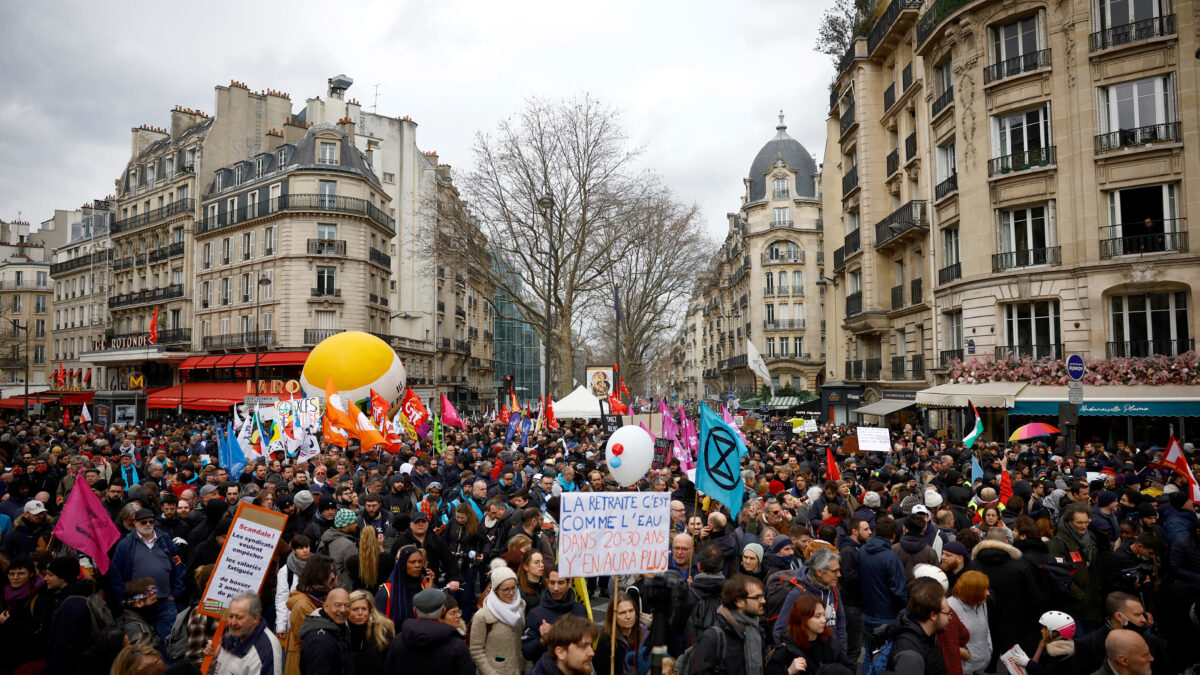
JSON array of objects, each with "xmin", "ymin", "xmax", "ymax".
[{"xmin": 0, "ymin": 0, "xmax": 837, "ymax": 243}]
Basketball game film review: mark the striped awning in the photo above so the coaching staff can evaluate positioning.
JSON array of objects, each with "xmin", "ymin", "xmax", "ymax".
[{"xmin": 768, "ymin": 396, "xmax": 800, "ymax": 409}]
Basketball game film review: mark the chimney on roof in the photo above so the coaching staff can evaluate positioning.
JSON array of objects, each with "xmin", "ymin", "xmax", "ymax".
[
  {"xmin": 328, "ymin": 74, "xmax": 354, "ymax": 100},
  {"xmin": 337, "ymin": 117, "xmax": 356, "ymax": 144}
]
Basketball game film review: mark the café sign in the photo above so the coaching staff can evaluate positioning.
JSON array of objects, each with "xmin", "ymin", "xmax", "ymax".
[
  {"xmin": 246, "ymin": 379, "xmax": 304, "ymax": 395},
  {"xmin": 92, "ymin": 335, "xmax": 153, "ymax": 350}
]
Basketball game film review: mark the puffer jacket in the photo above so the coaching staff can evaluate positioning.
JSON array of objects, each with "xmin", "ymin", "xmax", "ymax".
[
  {"xmin": 297, "ymin": 609, "xmax": 353, "ymax": 675},
  {"xmin": 893, "ymin": 533, "xmax": 938, "ymax": 580},
  {"xmin": 970, "ymin": 539, "xmax": 1043, "ymax": 655},
  {"xmin": 858, "ymin": 535, "xmax": 908, "ymax": 623}
]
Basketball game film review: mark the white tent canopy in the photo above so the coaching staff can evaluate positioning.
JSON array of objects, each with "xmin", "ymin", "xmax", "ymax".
[{"xmin": 553, "ymin": 386, "xmax": 604, "ymax": 419}]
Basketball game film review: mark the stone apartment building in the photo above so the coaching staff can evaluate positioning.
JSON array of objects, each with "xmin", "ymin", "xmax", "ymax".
[
  {"xmin": 820, "ymin": 0, "xmax": 1199, "ymax": 426},
  {"xmin": 0, "ymin": 220, "xmax": 52, "ymax": 398},
  {"xmin": 48, "ymin": 200, "xmax": 114, "ymax": 391}
]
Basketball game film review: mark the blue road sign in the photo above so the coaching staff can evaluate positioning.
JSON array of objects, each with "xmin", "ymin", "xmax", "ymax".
[{"xmin": 1066, "ymin": 354, "xmax": 1085, "ymax": 381}]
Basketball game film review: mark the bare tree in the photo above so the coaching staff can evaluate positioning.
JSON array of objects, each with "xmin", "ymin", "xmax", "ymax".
[
  {"xmin": 583, "ymin": 191, "xmax": 712, "ymax": 393},
  {"xmin": 432, "ymin": 95, "xmax": 652, "ymax": 398}
]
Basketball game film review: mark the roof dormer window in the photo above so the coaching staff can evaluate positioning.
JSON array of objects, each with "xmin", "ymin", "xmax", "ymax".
[
  {"xmin": 255, "ymin": 156, "xmax": 265, "ymax": 178},
  {"xmin": 215, "ymin": 172, "xmax": 223, "ymax": 192},
  {"xmin": 319, "ymin": 142, "xmax": 338, "ymax": 165}
]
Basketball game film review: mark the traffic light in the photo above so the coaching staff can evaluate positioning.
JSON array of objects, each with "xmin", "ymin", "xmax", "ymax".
[{"xmin": 504, "ymin": 374, "xmax": 514, "ymax": 388}]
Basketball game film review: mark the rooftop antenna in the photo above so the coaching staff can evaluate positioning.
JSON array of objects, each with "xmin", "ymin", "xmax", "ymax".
[{"xmin": 372, "ymin": 84, "xmax": 380, "ymax": 113}]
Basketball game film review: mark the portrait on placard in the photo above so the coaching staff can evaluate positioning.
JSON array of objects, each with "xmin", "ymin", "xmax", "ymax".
[{"xmin": 586, "ymin": 365, "xmax": 614, "ymax": 398}]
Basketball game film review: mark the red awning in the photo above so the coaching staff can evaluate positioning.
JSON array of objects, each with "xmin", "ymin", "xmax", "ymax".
[
  {"xmin": 147, "ymin": 382, "xmax": 280, "ymax": 411},
  {"xmin": 257, "ymin": 351, "xmax": 309, "ymax": 366},
  {"xmin": 0, "ymin": 394, "xmax": 59, "ymax": 408},
  {"xmin": 61, "ymin": 392, "xmax": 95, "ymax": 405}
]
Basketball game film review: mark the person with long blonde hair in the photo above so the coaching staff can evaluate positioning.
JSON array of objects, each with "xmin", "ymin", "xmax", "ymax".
[
  {"xmin": 347, "ymin": 589, "xmax": 394, "ymax": 674},
  {"xmin": 109, "ymin": 642, "xmax": 162, "ymax": 675},
  {"xmin": 348, "ymin": 525, "xmax": 391, "ymax": 592}
]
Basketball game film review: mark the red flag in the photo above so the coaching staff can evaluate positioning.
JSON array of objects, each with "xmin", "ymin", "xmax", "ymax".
[
  {"xmin": 52, "ymin": 475, "xmax": 121, "ymax": 573},
  {"xmin": 619, "ymin": 376, "xmax": 631, "ymax": 399},
  {"xmin": 499, "ymin": 403, "xmax": 510, "ymax": 425},
  {"xmin": 546, "ymin": 396, "xmax": 559, "ymax": 430},
  {"xmin": 1163, "ymin": 434, "xmax": 1200, "ymax": 502},
  {"xmin": 83, "ymin": 369, "xmax": 92, "ymax": 386},
  {"xmin": 55, "ymin": 362, "xmax": 66, "ymax": 388},
  {"xmin": 509, "ymin": 387, "xmax": 519, "ymax": 413},
  {"xmin": 62, "ymin": 407, "xmax": 70, "ymax": 427},
  {"xmin": 608, "ymin": 392, "xmax": 628, "ymax": 415},
  {"xmin": 369, "ymin": 390, "xmax": 402, "ymax": 451},
  {"xmin": 399, "ymin": 387, "xmax": 431, "ymax": 439},
  {"xmin": 148, "ymin": 306, "xmax": 159, "ymax": 344},
  {"xmin": 826, "ymin": 446, "xmax": 840, "ymax": 482}
]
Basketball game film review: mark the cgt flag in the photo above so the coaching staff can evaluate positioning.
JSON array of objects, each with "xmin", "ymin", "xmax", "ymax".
[{"xmin": 697, "ymin": 404, "xmax": 749, "ymax": 518}]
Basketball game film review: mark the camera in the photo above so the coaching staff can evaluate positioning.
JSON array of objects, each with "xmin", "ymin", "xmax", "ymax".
[{"xmin": 1122, "ymin": 561, "xmax": 1156, "ymax": 586}]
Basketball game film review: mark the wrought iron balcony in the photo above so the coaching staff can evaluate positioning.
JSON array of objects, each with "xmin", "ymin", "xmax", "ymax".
[
  {"xmin": 1094, "ymin": 121, "xmax": 1181, "ymax": 153},
  {"xmin": 307, "ymin": 239, "xmax": 346, "ymax": 256},
  {"xmin": 112, "ymin": 199, "xmax": 195, "ymax": 234},
  {"xmin": 203, "ymin": 330, "xmax": 276, "ymax": 351},
  {"xmin": 1106, "ymin": 338, "xmax": 1195, "ymax": 358},
  {"xmin": 846, "ymin": 359, "xmax": 864, "ymax": 380},
  {"xmin": 761, "ymin": 251, "xmax": 804, "ymax": 265},
  {"xmin": 992, "ymin": 246, "xmax": 1061, "ymax": 272},
  {"xmin": 310, "ymin": 287, "xmax": 342, "ymax": 298},
  {"xmin": 932, "ymin": 87, "xmax": 954, "ymax": 118},
  {"xmin": 983, "ymin": 48, "xmax": 1051, "ymax": 84},
  {"xmin": 840, "ymin": 104, "xmax": 857, "ymax": 136},
  {"xmin": 844, "ymin": 228, "xmax": 861, "ymax": 256},
  {"xmin": 935, "ymin": 173, "xmax": 958, "ymax": 200},
  {"xmin": 147, "ymin": 241, "xmax": 185, "ymax": 264},
  {"xmin": 911, "ymin": 354, "xmax": 925, "ymax": 379},
  {"xmin": 454, "ymin": 339, "xmax": 470, "ymax": 354},
  {"xmin": 892, "ymin": 356, "xmax": 907, "ymax": 380},
  {"xmin": 369, "ymin": 247, "xmax": 391, "ymax": 268},
  {"xmin": 764, "ymin": 319, "xmax": 805, "ymax": 330},
  {"xmin": 842, "ymin": 166, "xmax": 859, "ymax": 195},
  {"xmin": 875, "ymin": 200, "xmax": 929, "ymax": 248},
  {"xmin": 196, "ymin": 194, "xmax": 395, "ymax": 236},
  {"xmin": 886, "ymin": 149, "xmax": 900, "ymax": 177},
  {"xmin": 905, "ymin": 132, "xmax": 917, "ymax": 161},
  {"xmin": 833, "ymin": 247, "xmax": 846, "ymax": 270},
  {"xmin": 884, "ymin": 83, "xmax": 896, "ymax": 111},
  {"xmin": 938, "ymin": 262, "xmax": 961, "ymax": 284},
  {"xmin": 911, "ymin": 278, "xmax": 923, "ymax": 305},
  {"xmin": 1090, "ymin": 14, "xmax": 1175, "ymax": 51},
  {"xmin": 305, "ymin": 328, "xmax": 344, "ymax": 345},
  {"xmin": 51, "ymin": 250, "xmax": 112, "ymax": 276},
  {"xmin": 916, "ymin": 0, "xmax": 974, "ymax": 46},
  {"xmin": 864, "ymin": 358, "xmax": 882, "ymax": 380},
  {"xmin": 1099, "ymin": 221, "xmax": 1188, "ymax": 258},
  {"xmin": 988, "ymin": 146, "xmax": 1056, "ymax": 176},
  {"xmin": 868, "ymin": 0, "xmax": 923, "ymax": 54},
  {"xmin": 940, "ymin": 348, "xmax": 963, "ymax": 365},
  {"xmin": 846, "ymin": 291, "xmax": 863, "ymax": 317},
  {"xmin": 108, "ymin": 284, "xmax": 183, "ymax": 309},
  {"xmin": 995, "ymin": 344, "xmax": 1064, "ymax": 360}
]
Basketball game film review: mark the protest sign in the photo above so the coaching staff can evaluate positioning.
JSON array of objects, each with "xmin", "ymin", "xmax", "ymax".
[
  {"xmin": 767, "ymin": 420, "xmax": 793, "ymax": 441},
  {"xmin": 651, "ymin": 438, "xmax": 671, "ymax": 470},
  {"xmin": 198, "ymin": 502, "xmax": 288, "ymax": 617},
  {"xmin": 803, "ymin": 418, "xmax": 818, "ymax": 433},
  {"xmin": 856, "ymin": 426, "xmax": 892, "ymax": 452},
  {"xmin": 733, "ymin": 415, "xmax": 744, "ymax": 428},
  {"xmin": 558, "ymin": 492, "xmax": 670, "ymax": 577},
  {"xmin": 600, "ymin": 414, "xmax": 622, "ymax": 434}
]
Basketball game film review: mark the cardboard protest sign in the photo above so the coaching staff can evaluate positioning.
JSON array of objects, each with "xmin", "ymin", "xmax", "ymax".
[
  {"xmin": 651, "ymin": 438, "xmax": 671, "ymax": 470},
  {"xmin": 600, "ymin": 414, "xmax": 622, "ymax": 434},
  {"xmin": 558, "ymin": 492, "xmax": 670, "ymax": 577},
  {"xmin": 856, "ymin": 426, "xmax": 892, "ymax": 452},
  {"xmin": 197, "ymin": 503, "xmax": 288, "ymax": 617}
]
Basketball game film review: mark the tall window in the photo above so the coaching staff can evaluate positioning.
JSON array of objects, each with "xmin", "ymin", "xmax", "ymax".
[
  {"xmin": 766, "ymin": 304, "xmax": 776, "ymax": 323},
  {"xmin": 766, "ymin": 338, "xmax": 776, "ymax": 357},
  {"xmin": 794, "ymin": 337, "xmax": 804, "ymax": 356},
  {"xmin": 847, "ymin": 270, "xmax": 862, "ymax": 293},
  {"xmin": 792, "ymin": 271, "xmax": 802, "ymax": 291},
  {"xmin": 241, "ymin": 232, "xmax": 254, "ymax": 260},
  {"xmin": 773, "ymin": 178, "xmax": 789, "ymax": 199},
  {"xmin": 1004, "ymin": 300, "xmax": 1062, "ymax": 358},
  {"xmin": 220, "ymin": 277, "xmax": 231, "ymax": 305},
  {"xmin": 991, "ymin": 14, "xmax": 1043, "ymax": 65},
  {"xmin": 319, "ymin": 142, "xmax": 337, "ymax": 164},
  {"xmin": 946, "ymin": 310, "xmax": 963, "ymax": 352},
  {"xmin": 777, "ymin": 271, "xmax": 788, "ymax": 293},
  {"xmin": 203, "ymin": 242, "xmax": 212, "ymax": 268},
  {"xmin": 1110, "ymin": 291, "xmax": 1190, "ymax": 356},
  {"xmin": 201, "ymin": 281, "xmax": 211, "ymax": 307},
  {"xmin": 773, "ymin": 208, "xmax": 790, "ymax": 226},
  {"xmin": 316, "ymin": 267, "xmax": 337, "ymax": 294},
  {"xmin": 994, "ymin": 103, "xmax": 1052, "ymax": 158},
  {"xmin": 764, "ymin": 273, "xmax": 774, "ymax": 293},
  {"xmin": 1105, "ymin": 183, "xmax": 1181, "ymax": 254},
  {"xmin": 936, "ymin": 140, "xmax": 957, "ymax": 183},
  {"xmin": 935, "ymin": 59, "xmax": 953, "ymax": 96},
  {"xmin": 255, "ymin": 156, "xmax": 265, "ymax": 178},
  {"xmin": 264, "ymin": 227, "xmax": 276, "ymax": 255},
  {"xmin": 997, "ymin": 205, "xmax": 1053, "ymax": 266},
  {"xmin": 34, "ymin": 296, "xmax": 45, "ymax": 313},
  {"xmin": 847, "ymin": 210, "xmax": 860, "ymax": 233},
  {"xmin": 317, "ymin": 223, "xmax": 337, "ymax": 241},
  {"xmin": 779, "ymin": 336, "xmax": 789, "ymax": 357},
  {"xmin": 262, "ymin": 270, "xmax": 273, "ymax": 299},
  {"xmin": 1097, "ymin": 0, "xmax": 1168, "ymax": 32},
  {"xmin": 1098, "ymin": 74, "xmax": 1176, "ymax": 147},
  {"xmin": 221, "ymin": 238, "xmax": 231, "ymax": 265},
  {"xmin": 318, "ymin": 180, "xmax": 337, "ymax": 208}
]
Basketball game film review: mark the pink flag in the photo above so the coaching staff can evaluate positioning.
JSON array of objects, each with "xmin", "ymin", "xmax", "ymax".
[
  {"xmin": 440, "ymin": 393, "xmax": 465, "ymax": 428},
  {"xmin": 639, "ymin": 422, "xmax": 656, "ymax": 442},
  {"xmin": 52, "ymin": 476, "xmax": 122, "ymax": 574},
  {"xmin": 722, "ymin": 406, "xmax": 748, "ymax": 445},
  {"xmin": 677, "ymin": 406, "xmax": 698, "ymax": 471}
]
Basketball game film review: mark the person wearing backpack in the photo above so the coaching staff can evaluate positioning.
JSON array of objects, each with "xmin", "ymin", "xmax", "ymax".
[
  {"xmin": 857, "ymin": 517, "xmax": 908, "ymax": 660},
  {"xmin": 870, "ymin": 577, "xmax": 950, "ymax": 675},
  {"xmin": 682, "ymin": 543, "xmax": 727, "ymax": 647},
  {"xmin": 690, "ymin": 574, "xmax": 767, "ymax": 675},
  {"xmin": 43, "ymin": 556, "xmax": 95, "ymax": 675}
]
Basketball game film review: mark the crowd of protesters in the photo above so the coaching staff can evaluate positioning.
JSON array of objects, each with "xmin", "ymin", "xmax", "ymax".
[{"xmin": 0, "ymin": 409, "xmax": 1195, "ymax": 675}]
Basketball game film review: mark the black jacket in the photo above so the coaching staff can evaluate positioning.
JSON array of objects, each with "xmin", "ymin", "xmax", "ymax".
[
  {"xmin": 392, "ymin": 531, "xmax": 461, "ymax": 583},
  {"xmin": 873, "ymin": 612, "xmax": 945, "ymax": 675},
  {"xmin": 381, "ymin": 618, "xmax": 473, "ymax": 675},
  {"xmin": 521, "ymin": 589, "xmax": 588, "ymax": 661},
  {"xmin": 693, "ymin": 608, "xmax": 760, "ymax": 675},
  {"xmin": 0, "ymin": 585, "xmax": 53, "ymax": 665},
  {"xmin": 970, "ymin": 539, "xmax": 1044, "ymax": 655},
  {"xmin": 764, "ymin": 632, "xmax": 854, "ymax": 675},
  {"xmin": 298, "ymin": 609, "xmax": 354, "ymax": 675},
  {"xmin": 45, "ymin": 580, "xmax": 95, "ymax": 675},
  {"xmin": 1070, "ymin": 623, "xmax": 1174, "ymax": 675}
]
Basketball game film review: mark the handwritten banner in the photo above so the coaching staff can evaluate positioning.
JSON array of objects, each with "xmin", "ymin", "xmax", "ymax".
[
  {"xmin": 856, "ymin": 426, "xmax": 892, "ymax": 452},
  {"xmin": 558, "ymin": 492, "xmax": 670, "ymax": 577},
  {"xmin": 197, "ymin": 503, "xmax": 287, "ymax": 617}
]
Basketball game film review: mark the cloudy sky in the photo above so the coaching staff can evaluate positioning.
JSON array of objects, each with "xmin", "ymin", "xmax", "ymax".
[{"xmin": 0, "ymin": 0, "xmax": 837, "ymax": 242}]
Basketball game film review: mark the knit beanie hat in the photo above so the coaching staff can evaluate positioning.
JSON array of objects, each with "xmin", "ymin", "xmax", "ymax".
[
  {"xmin": 293, "ymin": 491, "xmax": 314, "ymax": 510},
  {"xmin": 491, "ymin": 566, "xmax": 517, "ymax": 589},
  {"xmin": 770, "ymin": 536, "xmax": 794, "ymax": 555},
  {"xmin": 48, "ymin": 556, "xmax": 80, "ymax": 581},
  {"xmin": 334, "ymin": 508, "xmax": 357, "ymax": 529},
  {"xmin": 862, "ymin": 491, "xmax": 881, "ymax": 508},
  {"xmin": 744, "ymin": 543, "xmax": 764, "ymax": 563}
]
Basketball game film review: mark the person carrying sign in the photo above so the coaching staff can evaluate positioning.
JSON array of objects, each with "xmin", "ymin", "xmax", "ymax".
[{"xmin": 208, "ymin": 592, "xmax": 282, "ymax": 675}]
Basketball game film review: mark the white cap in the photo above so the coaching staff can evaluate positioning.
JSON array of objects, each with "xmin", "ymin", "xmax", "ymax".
[
  {"xmin": 912, "ymin": 563, "xmax": 948, "ymax": 591},
  {"xmin": 911, "ymin": 504, "xmax": 931, "ymax": 517}
]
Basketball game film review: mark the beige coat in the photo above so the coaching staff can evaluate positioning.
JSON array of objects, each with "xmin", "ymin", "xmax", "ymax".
[
  {"xmin": 469, "ymin": 602, "xmax": 526, "ymax": 675},
  {"xmin": 283, "ymin": 590, "xmax": 318, "ymax": 675}
]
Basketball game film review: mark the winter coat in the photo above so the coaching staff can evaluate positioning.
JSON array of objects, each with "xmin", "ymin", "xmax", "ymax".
[
  {"xmin": 970, "ymin": 539, "xmax": 1044, "ymax": 655},
  {"xmin": 211, "ymin": 618, "xmax": 283, "ymax": 675},
  {"xmin": 298, "ymin": 609, "xmax": 354, "ymax": 675},
  {"xmin": 2, "ymin": 515, "xmax": 53, "ymax": 557},
  {"xmin": 45, "ymin": 579, "xmax": 95, "ymax": 675},
  {"xmin": 1047, "ymin": 524, "xmax": 1103, "ymax": 624},
  {"xmin": 392, "ymin": 531, "xmax": 462, "ymax": 583},
  {"xmin": 1071, "ymin": 623, "xmax": 1174, "ymax": 675},
  {"xmin": 1168, "ymin": 532, "xmax": 1200, "ymax": 587},
  {"xmin": 771, "ymin": 574, "xmax": 846, "ymax": 646},
  {"xmin": 109, "ymin": 527, "xmax": 187, "ymax": 603},
  {"xmin": 283, "ymin": 591, "xmax": 319, "ymax": 675},
  {"xmin": 764, "ymin": 632, "xmax": 854, "ymax": 675},
  {"xmin": 858, "ymin": 535, "xmax": 908, "ymax": 623},
  {"xmin": 693, "ymin": 608, "xmax": 760, "ymax": 675},
  {"xmin": 468, "ymin": 601, "xmax": 526, "ymax": 675},
  {"xmin": 319, "ymin": 527, "xmax": 359, "ymax": 589},
  {"xmin": 0, "ymin": 583, "xmax": 53, "ymax": 665},
  {"xmin": 520, "ymin": 589, "xmax": 588, "ymax": 662},
  {"xmin": 949, "ymin": 597, "xmax": 991, "ymax": 675},
  {"xmin": 893, "ymin": 534, "xmax": 939, "ymax": 581},
  {"xmin": 382, "ymin": 618, "xmax": 474, "ymax": 675},
  {"xmin": 874, "ymin": 612, "xmax": 946, "ymax": 675},
  {"xmin": 1161, "ymin": 505, "xmax": 1196, "ymax": 546}
]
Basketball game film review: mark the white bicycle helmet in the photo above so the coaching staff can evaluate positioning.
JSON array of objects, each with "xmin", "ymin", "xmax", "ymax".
[{"xmin": 1039, "ymin": 610, "xmax": 1076, "ymax": 639}]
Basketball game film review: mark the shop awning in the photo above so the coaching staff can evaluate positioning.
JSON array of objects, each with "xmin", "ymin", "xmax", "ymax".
[
  {"xmin": 147, "ymin": 382, "xmax": 280, "ymax": 411},
  {"xmin": 0, "ymin": 394, "xmax": 58, "ymax": 408},
  {"xmin": 1010, "ymin": 385, "xmax": 1200, "ymax": 416},
  {"xmin": 180, "ymin": 356, "xmax": 222, "ymax": 371},
  {"xmin": 854, "ymin": 398, "xmax": 916, "ymax": 416},
  {"xmin": 916, "ymin": 382, "xmax": 1028, "ymax": 409},
  {"xmin": 767, "ymin": 396, "xmax": 800, "ymax": 409},
  {"xmin": 256, "ymin": 351, "xmax": 309, "ymax": 366},
  {"xmin": 60, "ymin": 392, "xmax": 95, "ymax": 405}
]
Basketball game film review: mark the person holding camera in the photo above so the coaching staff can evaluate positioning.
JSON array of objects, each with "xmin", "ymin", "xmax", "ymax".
[{"xmin": 1102, "ymin": 532, "xmax": 1159, "ymax": 605}]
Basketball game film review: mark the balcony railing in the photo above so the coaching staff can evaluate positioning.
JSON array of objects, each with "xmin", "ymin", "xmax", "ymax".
[
  {"xmin": 938, "ymin": 262, "xmax": 961, "ymax": 284},
  {"xmin": 840, "ymin": 104, "xmax": 857, "ymax": 136},
  {"xmin": 1090, "ymin": 14, "xmax": 1175, "ymax": 51},
  {"xmin": 147, "ymin": 241, "xmax": 185, "ymax": 264},
  {"xmin": 995, "ymin": 344, "xmax": 1064, "ymax": 360},
  {"xmin": 846, "ymin": 291, "xmax": 863, "ymax": 317},
  {"xmin": 884, "ymin": 83, "xmax": 896, "ymax": 111},
  {"xmin": 310, "ymin": 287, "xmax": 342, "ymax": 298},
  {"xmin": 108, "ymin": 284, "xmax": 183, "ymax": 309},
  {"xmin": 833, "ymin": 246, "xmax": 846, "ymax": 270},
  {"xmin": 912, "ymin": 354, "xmax": 925, "ymax": 379},
  {"xmin": 916, "ymin": 0, "xmax": 973, "ymax": 46},
  {"xmin": 932, "ymin": 87, "xmax": 954, "ymax": 117},
  {"xmin": 845, "ymin": 228, "xmax": 861, "ymax": 256},
  {"xmin": 307, "ymin": 239, "xmax": 346, "ymax": 256},
  {"xmin": 846, "ymin": 360, "xmax": 864, "ymax": 380},
  {"xmin": 902, "ymin": 63, "xmax": 913, "ymax": 89},
  {"xmin": 1094, "ymin": 121, "xmax": 1182, "ymax": 153},
  {"xmin": 886, "ymin": 149, "xmax": 900, "ymax": 177},
  {"xmin": 1099, "ymin": 221, "xmax": 1188, "ymax": 258},
  {"xmin": 905, "ymin": 132, "xmax": 917, "ymax": 161},
  {"xmin": 983, "ymin": 48, "xmax": 1051, "ymax": 84},
  {"xmin": 203, "ymin": 330, "xmax": 276, "ymax": 351},
  {"xmin": 988, "ymin": 146, "xmax": 1056, "ymax": 176},
  {"xmin": 910, "ymin": 278, "xmax": 923, "ymax": 305},
  {"xmin": 196, "ymin": 194, "xmax": 395, "ymax": 236},
  {"xmin": 454, "ymin": 339, "xmax": 470, "ymax": 354},
  {"xmin": 865, "ymin": 358, "xmax": 882, "ymax": 380},
  {"xmin": 992, "ymin": 246, "xmax": 1061, "ymax": 272},
  {"xmin": 935, "ymin": 173, "xmax": 958, "ymax": 200},
  {"xmin": 940, "ymin": 348, "xmax": 963, "ymax": 365},
  {"xmin": 868, "ymin": 0, "xmax": 923, "ymax": 54},
  {"xmin": 842, "ymin": 166, "xmax": 859, "ymax": 195},
  {"xmin": 761, "ymin": 251, "xmax": 804, "ymax": 265},
  {"xmin": 891, "ymin": 285, "xmax": 905, "ymax": 310},
  {"xmin": 304, "ymin": 328, "xmax": 344, "ymax": 344},
  {"xmin": 112, "ymin": 199, "xmax": 195, "ymax": 234},
  {"xmin": 764, "ymin": 319, "xmax": 805, "ymax": 330},
  {"xmin": 892, "ymin": 356, "xmax": 907, "ymax": 379},
  {"xmin": 1106, "ymin": 338, "xmax": 1195, "ymax": 358},
  {"xmin": 369, "ymin": 247, "xmax": 391, "ymax": 268},
  {"xmin": 875, "ymin": 200, "xmax": 929, "ymax": 247},
  {"xmin": 51, "ymin": 250, "xmax": 112, "ymax": 276}
]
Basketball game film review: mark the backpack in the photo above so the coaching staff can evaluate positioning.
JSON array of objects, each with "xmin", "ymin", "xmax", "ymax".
[
  {"xmin": 674, "ymin": 625, "xmax": 725, "ymax": 675},
  {"xmin": 1036, "ymin": 558, "xmax": 1076, "ymax": 596},
  {"xmin": 764, "ymin": 569, "xmax": 804, "ymax": 624},
  {"xmin": 862, "ymin": 639, "xmax": 894, "ymax": 675},
  {"xmin": 683, "ymin": 585, "xmax": 722, "ymax": 645},
  {"xmin": 165, "ymin": 604, "xmax": 196, "ymax": 661},
  {"xmin": 80, "ymin": 593, "xmax": 123, "ymax": 661}
]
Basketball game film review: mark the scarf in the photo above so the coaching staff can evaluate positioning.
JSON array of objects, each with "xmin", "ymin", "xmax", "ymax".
[
  {"xmin": 383, "ymin": 547, "xmax": 425, "ymax": 626},
  {"xmin": 717, "ymin": 606, "xmax": 763, "ymax": 675},
  {"xmin": 1060, "ymin": 523, "xmax": 1096, "ymax": 562},
  {"xmin": 4, "ymin": 577, "xmax": 42, "ymax": 606},
  {"xmin": 286, "ymin": 551, "xmax": 307, "ymax": 578},
  {"xmin": 484, "ymin": 584, "xmax": 524, "ymax": 628}
]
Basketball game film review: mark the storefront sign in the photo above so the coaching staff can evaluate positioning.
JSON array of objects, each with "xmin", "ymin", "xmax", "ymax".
[
  {"xmin": 91, "ymin": 335, "xmax": 154, "ymax": 350},
  {"xmin": 881, "ymin": 390, "xmax": 917, "ymax": 400},
  {"xmin": 245, "ymin": 379, "xmax": 304, "ymax": 395}
]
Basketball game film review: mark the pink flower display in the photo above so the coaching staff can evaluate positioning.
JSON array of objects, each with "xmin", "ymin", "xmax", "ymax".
[{"xmin": 945, "ymin": 351, "xmax": 1200, "ymax": 386}]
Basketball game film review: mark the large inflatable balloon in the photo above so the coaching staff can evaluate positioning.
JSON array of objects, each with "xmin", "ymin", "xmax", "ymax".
[
  {"xmin": 605, "ymin": 425, "xmax": 654, "ymax": 487},
  {"xmin": 299, "ymin": 331, "xmax": 406, "ymax": 406}
]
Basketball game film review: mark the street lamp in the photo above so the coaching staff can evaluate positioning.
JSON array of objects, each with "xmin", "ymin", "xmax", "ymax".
[
  {"xmin": 253, "ymin": 274, "xmax": 272, "ymax": 386},
  {"xmin": 4, "ymin": 319, "xmax": 29, "ymax": 417},
  {"xmin": 537, "ymin": 192, "xmax": 555, "ymax": 401},
  {"xmin": 814, "ymin": 276, "xmax": 839, "ymax": 288}
]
